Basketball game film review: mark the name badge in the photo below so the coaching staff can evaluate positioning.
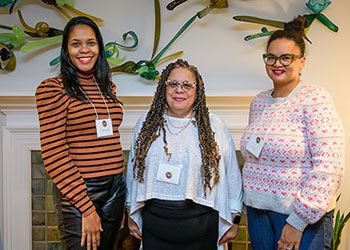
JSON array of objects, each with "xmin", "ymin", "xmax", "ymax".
[
  {"xmin": 95, "ymin": 118, "xmax": 113, "ymax": 137},
  {"xmin": 246, "ymin": 134, "xmax": 265, "ymax": 158},
  {"xmin": 156, "ymin": 163, "xmax": 182, "ymax": 185}
]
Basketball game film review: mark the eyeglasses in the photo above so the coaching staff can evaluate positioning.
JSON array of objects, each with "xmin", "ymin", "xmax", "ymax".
[
  {"xmin": 165, "ymin": 80, "xmax": 196, "ymax": 91},
  {"xmin": 263, "ymin": 53, "xmax": 303, "ymax": 67}
]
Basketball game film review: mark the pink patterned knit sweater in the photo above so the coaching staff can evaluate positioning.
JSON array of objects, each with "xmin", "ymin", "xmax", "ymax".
[{"xmin": 240, "ymin": 83, "xmax": 345, "ymax": 231}]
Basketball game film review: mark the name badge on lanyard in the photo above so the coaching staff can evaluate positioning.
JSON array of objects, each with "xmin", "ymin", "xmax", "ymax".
[
  {"xmin": 95, "ymin": 118, "xmax": 113, "ymax": 137},
  {"xmin": 246, "ymin": 133, "xmax": 265, "ymax": 158},
  {"xmin": 156, "ymin": 163, "xmax": 182, "ymax": 185}
]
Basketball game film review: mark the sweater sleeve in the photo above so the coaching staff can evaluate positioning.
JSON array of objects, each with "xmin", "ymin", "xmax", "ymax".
[
  {"xmin": 35, "ymin": 78, "xmax": 95, "ymax": 217},
  {"xmin": 125, "ymin": 130, "xmax": 136, "ymax": 209},
  {"xmin": 212, "ymin": 114, "xmax": 243, "ymax": 213},
  {"xmin": 224, "ymin": 126, "xmax": 243, "ymax": 213},
  {"xmin": 286, "ymin": 88, "xmax": 345, "ymax": 231}
]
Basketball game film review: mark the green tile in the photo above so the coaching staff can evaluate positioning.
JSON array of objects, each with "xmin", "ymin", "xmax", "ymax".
[
  {"xmin": 241, "ymin": 213, "xmax": 247, "ymax": 226},
  {"xmin": 31, "ymin": 151, "xmax": 43, "ymax": 164},
  {"xmin": 47, "ymin": 212, "xmax": 58, "ymax": 226},
  {"xmin": 32, "ymin": 226, "xmax": 45, "ymax": 241},
  {"xmin": 32, "ymin": 212, "xmax": 45, "ymax": 226},
  {"xmin": 236, "ymin": 150, "xmax": 245, "ymax": 171},
  {"xmin": 47, "ymin": 227, "xmax": 60, "ymax": 241},
  {"xmin": 32, "ymin": 242, "xmax": 46, "ymax": 250},
  {"xmin": 47, "ymin": 242, "xmax": 62, "ymax": 250},
  {"xmin": 236, "ymin": 226, "xmax": 247, "ymax": 241},
  {"xmin": 32, "ymin": 164, "xmax": 45, "ymax": 179},
  {"xmin": 32, "ymin": 180, "xmax": 45, "ymax": 195},
  {"xmin": 47, "ymin": 195, "xmax": 55, "ymax": 211},
  {"xmin": 32, "ymin": 196, "xmax": 45, "ymax": 211},
  {"xmin": 123, "ymin": 150, "xmax": 130, "ymax": 161},
  {"xmin": 232, "ymin": 242, "xmax": 247, "ymax": 250},
  {"xmin": 46, "ymin": 180, "xmax": 53, "ymax": 195},
  {"xmin": 123, "ymin": 150, "xmax": 130, "ymax": 171},
  {"xmin": 45, "ymin": 171, "xmax": 52, "ymax": 179}
]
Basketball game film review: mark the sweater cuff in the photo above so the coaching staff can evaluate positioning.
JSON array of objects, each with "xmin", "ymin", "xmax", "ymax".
[
  {"xmin": 286, "ymin": 211, "xmax": 308, "ymax": 232},
  {"xmin": 229, "ymin": 199, "xmax": 243, "ymax": 214},
  {"xmin": 81, "ymin": 200, "xmax": 96, "ymax": 217}
]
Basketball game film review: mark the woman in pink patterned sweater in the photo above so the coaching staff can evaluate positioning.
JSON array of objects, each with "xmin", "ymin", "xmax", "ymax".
[{"xmin": 240, "ymin": 17, "xmax": 344, "ymax": 250}]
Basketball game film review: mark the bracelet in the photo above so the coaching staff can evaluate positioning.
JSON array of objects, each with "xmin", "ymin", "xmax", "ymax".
[{"xmin": 232, "ymin": 213, "xmax": 241, "ymax": 225}]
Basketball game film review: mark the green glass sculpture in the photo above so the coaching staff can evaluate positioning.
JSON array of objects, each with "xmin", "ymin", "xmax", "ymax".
[
  {"xmin": 0, "ymin": 0, "xmax": 21, "ymax": 13},
  {"xmin": 17, "ymin": 10, "xmax": 63, "ymax": 37},
  {"xmin": 4, "ymin": 0, "xmax": 103, "ymax": 25},
  {"xmin": 111, "ymin": 0, "xmax": 229, "ymax": 81},
  {"xmin": 233, "ymin": 0, "xmax": 338, "ymax": 42},
  {"xmin": 111, "ymin": 0, "xmax": 185, "ymax": 81},
  {"xmin": 0, "ymin": 42, "xmax": 16, "ymax": 72},
  {"xmin": 0, "ymin": 24, "xmax": 25, "ymax": 48},
  {"xmin": 167, "ymin": 0, "xmax": 228, "ymax": 11}
]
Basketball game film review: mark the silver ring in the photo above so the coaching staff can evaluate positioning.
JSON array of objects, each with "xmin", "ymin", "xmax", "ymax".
[{"xmin": 286, "ymin": 246, "xmax": 292, "ymax": 250}]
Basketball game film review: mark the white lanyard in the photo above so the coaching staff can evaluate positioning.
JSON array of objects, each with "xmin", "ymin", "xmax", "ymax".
[
  {"xmin": 246, "ymin": 83, "xmax": 303, "ymax": 158},
  {"xmin": 78, "ymin": 77, "xmax": 113, "ymax": 137},
  {"xmin": 246, "ymin": 105, "xmax": 269, "ymax": 158},
  {"xmin": 78, "ymin": 77, "xmax": 111, "ymax": 120}
]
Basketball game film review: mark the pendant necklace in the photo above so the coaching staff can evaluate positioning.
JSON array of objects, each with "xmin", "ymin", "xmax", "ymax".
[{"xmin": 165, "ymin": 115, "xmax": 193, "ymax": 135}]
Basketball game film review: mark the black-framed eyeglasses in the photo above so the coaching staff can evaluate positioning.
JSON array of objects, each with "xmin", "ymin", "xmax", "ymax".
[
  {"xmin": 263, "ymin": 53, "xmax": 303, "ymax": 67},
  {"xmin": 165, "ymin": 80, "xmax": 196, "ymax": 91}
]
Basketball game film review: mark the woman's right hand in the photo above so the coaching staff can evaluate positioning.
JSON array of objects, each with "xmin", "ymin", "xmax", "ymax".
[
  {"xmin": 81, "ymin": 210, "xmax": 103, "ymax": 250},
  {"xmin": 128, "ymin": 214, "xmax": 142, "ymax": 240}
]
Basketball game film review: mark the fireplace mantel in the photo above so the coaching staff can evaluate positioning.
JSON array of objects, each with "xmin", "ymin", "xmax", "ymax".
[{"xmin": 0, "ymin": 95, "xmax": 251, "ymax": 250}]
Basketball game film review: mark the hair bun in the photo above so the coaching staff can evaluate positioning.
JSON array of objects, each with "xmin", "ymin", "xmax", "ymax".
[{"xmin": 284, "ymin": 15, "xmax": 307, "ymax": 36}]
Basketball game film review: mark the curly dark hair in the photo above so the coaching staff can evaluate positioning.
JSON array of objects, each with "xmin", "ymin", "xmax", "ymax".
[
  {"xmin": 132, "ymin": 59, "xmax": 221, "ymax": 193},
  {"xmin": 267, "ymin": 16, "xmax": 307, "ymax": 56}
]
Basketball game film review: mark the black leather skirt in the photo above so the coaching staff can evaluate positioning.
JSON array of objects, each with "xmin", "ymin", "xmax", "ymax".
[
  {"xmin": 53, "ymin": 173, "xmax": 126, "ymax": 250},
  {"xmin": 142, "ymin": 199, "xmax": 218, "ymax": 250}
]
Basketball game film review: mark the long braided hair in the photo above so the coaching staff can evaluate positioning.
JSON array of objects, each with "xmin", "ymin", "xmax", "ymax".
[{"xmin": 132, "ymin": 59, "xmax": 221, "ymax": 193}]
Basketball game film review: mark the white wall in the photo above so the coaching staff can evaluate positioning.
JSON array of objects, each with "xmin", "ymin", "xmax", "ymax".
[{"xmin": 1, "ymin": 0, "xmax": 349, "ymax": 248}]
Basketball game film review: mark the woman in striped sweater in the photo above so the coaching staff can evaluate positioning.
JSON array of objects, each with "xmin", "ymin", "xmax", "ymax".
[{"xmin": 36, "ymin": 16, "xmax": 125, "ymax": 250}]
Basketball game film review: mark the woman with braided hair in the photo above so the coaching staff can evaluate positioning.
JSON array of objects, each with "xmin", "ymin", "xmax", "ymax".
[
  {"xmin": 126, "ymin": 59, "xmax": 243, "ymax": 250},
  {"xmin": 240, "ymin": 16, "xmax": 344, "ymax": 250}
]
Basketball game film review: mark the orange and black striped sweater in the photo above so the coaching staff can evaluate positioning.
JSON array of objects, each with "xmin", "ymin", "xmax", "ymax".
[{"xmin": 36, "ymin": 74, "xmax": 124, "ymax": 217}]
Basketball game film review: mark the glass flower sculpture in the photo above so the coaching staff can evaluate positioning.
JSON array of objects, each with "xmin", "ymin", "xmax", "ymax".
[{"xmin": 233, "ymin": 0, "xmax": 338, "ymax": 43}]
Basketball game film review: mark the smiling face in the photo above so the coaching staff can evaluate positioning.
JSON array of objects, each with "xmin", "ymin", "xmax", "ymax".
[
  {"xmin": 265, "ymin": 38, "xmax": 305, "ymax": 89},
  {"xmin": 67, "ymin": 24, "xmax": 99, "ymax": 73},
  {"xmin": 166, "ymin": 67, "xmax": 197, "ymax": 118}
]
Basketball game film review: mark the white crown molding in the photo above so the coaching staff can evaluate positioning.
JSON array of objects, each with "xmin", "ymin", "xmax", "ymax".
[{"xmin": 0, "ymin": 89, "xmax": 262, "ymax": 97}]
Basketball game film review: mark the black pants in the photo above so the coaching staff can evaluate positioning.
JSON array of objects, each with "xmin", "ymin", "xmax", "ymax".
[
  {"xmin": 53, "ymin": 173, "xmax": 126, "ymax": 250},
  {"xmin": 142, "ymin": 199, "xmax": 219, "ymax": 250}
]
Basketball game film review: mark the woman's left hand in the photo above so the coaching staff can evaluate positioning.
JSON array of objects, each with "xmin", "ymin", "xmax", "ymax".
[
  {"xmin": 278, "ymin": 223, "xmax": 302, "ymax": 250},
  {"xmin": 81, "ymin": 210, "xmax": 103, "ymax": 250},
  {"xmin": 218, "ymin": 224, "xmax": 239, "ymax": 244}
]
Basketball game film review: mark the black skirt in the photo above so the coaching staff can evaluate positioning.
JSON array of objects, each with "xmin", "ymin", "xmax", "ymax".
[
  {"xmin": 53, "ymin": 173, "xmax": 126, "ymax": 250},
  {"xmin": 142, "ymin": 199, "xmax": 218, "ymax": 250}
]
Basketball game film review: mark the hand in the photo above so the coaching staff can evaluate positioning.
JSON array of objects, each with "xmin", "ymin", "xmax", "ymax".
[
  {"xmin": 218, "ymin": 224, "xmax": 239, "ymax": 245},
  {"xmin": 278, "ymin": 223, "xmax": 302, "ymax": 250},
  {"xmin": 81, "ymin": 210, "xmax": 103, "ymax": 250},
  {"xmin": 128, "ymin": 215, "xmax": 142, "ymax": 240}
]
